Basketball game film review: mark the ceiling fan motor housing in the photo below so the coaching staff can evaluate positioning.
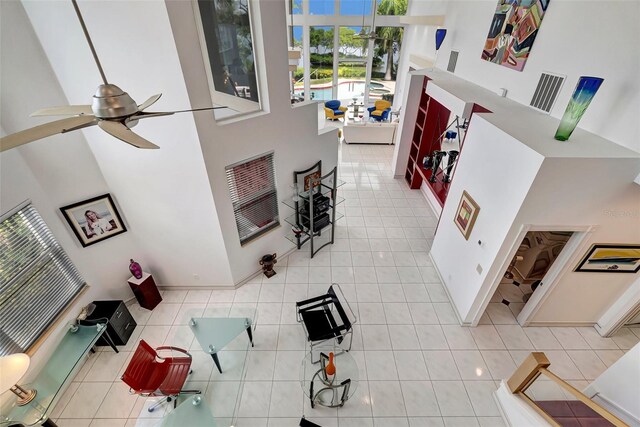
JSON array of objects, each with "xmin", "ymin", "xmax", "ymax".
[{"xmin": 92, "ymin": 84, "xmax": 138, "ymax": 119}]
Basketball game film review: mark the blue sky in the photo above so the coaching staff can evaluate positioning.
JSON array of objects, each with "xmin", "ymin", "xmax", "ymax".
[{"xmin": 307, "ymin": 0, "xmax": 373, "ymax": 15}]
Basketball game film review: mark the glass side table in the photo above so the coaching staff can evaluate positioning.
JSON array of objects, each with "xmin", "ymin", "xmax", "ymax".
[
  {"xmin": 161, "ymin": 396, "xmax": 216, "ymax": 427},
  {"xmin": 300, "ymin": 349, "xmax": 359, "ymax": 408},
  {"xmin": 2, "ymin": 324, "xmax": 106, "ymax": 427},
  {"xmin": 189, "ymin": 317, "xmax": 254, "ymax": 374}
]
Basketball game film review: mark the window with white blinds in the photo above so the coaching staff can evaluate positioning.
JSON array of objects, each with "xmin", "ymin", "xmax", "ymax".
[
  {"xmin": 225, "ymin": 152, "xmax": 280, "ymax": 245},
  {"xmin": 0, "ymin": 203, "xmax": 86, "ymax": 356}
]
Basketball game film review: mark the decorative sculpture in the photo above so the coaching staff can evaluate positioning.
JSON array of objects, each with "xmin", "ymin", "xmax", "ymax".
[
  {"xmin": 260, "ymin": 253, "xmax": 277, "ymax": 278},
  {"xmin": 443, "ymin": 150, "xmax": 460, "ymax": 183}
]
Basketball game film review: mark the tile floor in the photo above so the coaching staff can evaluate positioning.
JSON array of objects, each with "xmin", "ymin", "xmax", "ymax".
[{"xmin": 50, "ymin": 143, "xmax": 640, "ymax": 427}]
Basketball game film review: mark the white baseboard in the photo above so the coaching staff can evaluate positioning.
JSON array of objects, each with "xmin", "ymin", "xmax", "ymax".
[{"xmin": 525, "ymin": 320, "xmax": 596, "ymax": 327}]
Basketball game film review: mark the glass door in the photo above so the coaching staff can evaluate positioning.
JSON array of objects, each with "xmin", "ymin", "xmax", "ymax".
[{"xmin": 338, "ymin": 26, "xmax": 369, "ymax": 120}]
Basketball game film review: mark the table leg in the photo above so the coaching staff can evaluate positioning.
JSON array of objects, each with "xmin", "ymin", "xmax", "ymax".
[
  {"xmin": 211, "ymin": 352, "xmax": 223, "ymax": 373},
  {"xmin": 43, "ymin": 418, "xmax": 59, "ymax": 427},
  {"xmin": 102, "ymin": 330, "xmax": 119, "ymax": 353},
  {"xmin": 246, "ymin": 326, "xmax": 254, "ymax": 347}
]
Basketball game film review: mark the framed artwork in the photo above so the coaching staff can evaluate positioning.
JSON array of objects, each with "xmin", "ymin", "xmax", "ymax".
[
  {"xmin": 454, "ymin": 191, "xmax": 480, "ymax": 240},
  {"xmin": 60, "ymin": 194, "xmax": 127, "ymax": 247},
  {"xmin": 481, "ymin": 0, "xmax": 550, "ymax": 72},
  {"xmin": 304, "ymin": 171, "xmax": 321, "ymax": 191},
  {"xmin": 575, "ymin": 244, "xmax": 640, "ymax": 273}
]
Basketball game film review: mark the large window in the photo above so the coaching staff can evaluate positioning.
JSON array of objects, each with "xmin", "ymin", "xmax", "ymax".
[
  {"xmin": 0, "ymin": 203, "xmax": 86, "ymax": 356},
  {"xmin": 226, "ymin": 152, "xmax": 280, "ymax": 245},
  {"xmin": 196, "ymin": 0, "xmax": 261, "ymax": 114},
  {"xmin": 289, "ymin": 0, "xmax": 406, "ymax": 108},
  {"xmin": 309, "ymin": 26, "xmax": 334, "ymax": 101}
]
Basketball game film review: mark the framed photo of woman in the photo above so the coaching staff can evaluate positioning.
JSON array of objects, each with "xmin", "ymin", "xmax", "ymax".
[{"xmin": 60, "ymin": 193, "xmax": 127, "ymax": 247}]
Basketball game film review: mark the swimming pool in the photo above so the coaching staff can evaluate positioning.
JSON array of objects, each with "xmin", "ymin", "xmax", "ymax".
[{"xmin": 294, "ymin": 80, "xmax": 388, "ymax": 100}]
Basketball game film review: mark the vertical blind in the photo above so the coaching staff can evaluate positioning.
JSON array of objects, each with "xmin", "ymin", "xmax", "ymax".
[
  {"xmin": 0, "ymin": 203, "xmax": 86, "ymax": 355},
  {"xmin": 225, "ymin": 152, "xmax": 280, "ymax": 245}
]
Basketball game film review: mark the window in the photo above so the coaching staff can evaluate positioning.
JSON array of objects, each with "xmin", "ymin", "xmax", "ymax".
[
  {"xmin": 340, "ymin": 0, "xmax": 372, "ymax": 16},
  {"xmin": 0, "ymin": 203, "xmax": 86, "ymax": 356},
  {"xmin": 225, "ymin": 152, "xmax": 280, "ymax": 245},
  {"xmin": 309, "ymin": 0, "xmax": 334, "ymax": 15},
  {"xmin": 309, "ymin": 26, "xmax": 335, "ymax": 100},
  {"xmin": 196, "ymin": 0, "xmax": 261, "ymax": 114}
]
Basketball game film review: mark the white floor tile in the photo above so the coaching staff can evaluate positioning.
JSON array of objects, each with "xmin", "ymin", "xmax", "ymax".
[
  {"xmin": 401, "ymin": 381, "xmax": 440, "ymax": 416},
  {"xmin": 432, "ymin": 381, "xmax": 475, "ymax": 416}
]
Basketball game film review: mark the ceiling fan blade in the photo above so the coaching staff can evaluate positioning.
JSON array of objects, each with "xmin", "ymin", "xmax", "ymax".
[
  {"xmin": 31, "ymin": 105, "xmax": 93, "ymax": 117},
  {"xmin": 138, "ymin": 94, "xmax": 162, "ymax": 111},
  {"xmin": 0, "ymin": 116, "xmax": 97, "ymax": 152},
  {"xmin": 128, "ymin": 106, "xmax": 228, "ymax": 121},
  {"xmin": 98, "ymin": 120, "xmax": 159, "ymax": 149}
]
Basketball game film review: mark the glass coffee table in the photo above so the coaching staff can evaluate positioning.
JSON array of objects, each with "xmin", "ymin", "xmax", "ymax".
[
  {"xmin": 189, "ymin": 317, "xmax": 254, "ymax": 374},
  {"xmin": 300, "ymin": 349, "xmax": 359, "ymax": 408}
]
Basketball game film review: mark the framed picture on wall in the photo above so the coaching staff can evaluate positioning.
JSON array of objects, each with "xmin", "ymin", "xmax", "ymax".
[
  {"xmin": 574, "ymin": 244, "xmax": 640, "ymax": 273},
  {"xmin": 60, "ymin": 193, "xmax": 127, "ymax": 247},
  {"xmin": 454, "ymin": 191, "xmax": 480, "ymax": 240}
]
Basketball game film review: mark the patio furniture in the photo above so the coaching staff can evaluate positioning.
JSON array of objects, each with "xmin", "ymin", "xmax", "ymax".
[
  {"xmin": 324, "ymin": 100, "xmax": 347, "ymax": 121},
  {"xmin": 367, "ymin": 100, "xmax": 392, "ymax": 122}
]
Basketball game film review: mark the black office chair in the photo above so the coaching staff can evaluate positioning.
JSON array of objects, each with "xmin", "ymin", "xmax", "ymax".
[{"xmin": 296, "ymin": 284, "xmax": 356, "ymax": 362}]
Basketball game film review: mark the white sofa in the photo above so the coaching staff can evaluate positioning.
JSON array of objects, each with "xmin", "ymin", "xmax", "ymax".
[{"xmin": 342, "ymin": 121, "xmax": 397, "ymax": 144}]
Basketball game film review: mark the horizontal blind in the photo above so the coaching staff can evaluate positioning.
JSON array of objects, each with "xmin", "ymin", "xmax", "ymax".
[
  {"xmin": 225, "ymin": 152, "xmax": 280, "ymax": 245},
  {"xmin": 0, "ymin": 204, "xmax": 86, "ymax": 355}
]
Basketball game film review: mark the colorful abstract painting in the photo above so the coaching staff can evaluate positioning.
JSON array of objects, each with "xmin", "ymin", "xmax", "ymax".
[{"xmin": 481, "ymin": 0, "xmax": 550, "ymax": 71}]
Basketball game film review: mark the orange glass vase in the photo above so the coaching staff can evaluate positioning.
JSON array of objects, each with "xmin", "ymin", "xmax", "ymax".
[{"xmin": 325, "ymin": 352, "xmax": 336, "ymax": 382}]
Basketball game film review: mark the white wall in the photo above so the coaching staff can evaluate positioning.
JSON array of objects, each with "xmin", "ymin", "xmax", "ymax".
[
  {"xmin": 394, "ymin": 0, "xmax": 446, "ymax": 107},
  {"xmin": 20, "ymin": 0, "xmax": 234, "ymax": 285},
  {"xmin": 585, "ymin": 342, "xmax": 640, "ymax": 425},
  {"xmin": 430, "ymin": 115, "xmax": 543, "ymax": 322},
  {"xmin": 167, "ymin": 0, "xmax": 339, "ymax": 284},
  {"xmin": 518, "ymin": 157, "xmax": 640, "ymax": 324},
  {"xmin": 0, "ymin": 1, "xmax": 144, "ymax": 374},
  {"xmin": 434, "ymin": 0, "xmax": 640, "ymax": 153}
]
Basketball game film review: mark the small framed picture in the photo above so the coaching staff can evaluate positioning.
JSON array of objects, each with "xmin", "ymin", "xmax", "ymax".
[
  {"xmin": 60, "ymin": 194, "xmax": 127, "ymax": 247},
  {"xmin": 454, "ymin": 191, "xmax": 480, "ymax": 240},
  {"xmin": 304, "ymin": 171, "xmax": 321, "ymax": 191},
  {"xmin": 575, "ymin": 244, "xmax": 640, "ymax": 273}
]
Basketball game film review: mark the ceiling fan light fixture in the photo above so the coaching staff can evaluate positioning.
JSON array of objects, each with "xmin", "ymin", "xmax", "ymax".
[{"xmin": 92, "ymin": 84, "xmax": 138, "ymax": 119}]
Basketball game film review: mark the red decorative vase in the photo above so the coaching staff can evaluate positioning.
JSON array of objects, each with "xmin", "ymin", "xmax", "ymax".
[{"xmin": 129, "ymin": 259, "xmax": 143, "ymax": 279}]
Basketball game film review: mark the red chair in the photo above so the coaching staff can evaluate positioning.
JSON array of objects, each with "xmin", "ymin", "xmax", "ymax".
[{"xmin": 121, "ymin": 340, "xmax": 201, "ymax": 412}]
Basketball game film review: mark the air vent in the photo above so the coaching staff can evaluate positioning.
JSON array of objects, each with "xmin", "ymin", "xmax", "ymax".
[
  {"xmin": 447, "ymin": 51, "xmax": 459, "ymax": 73},
  {"xmin": 530, "ymin": 72, "xmax": 565, "ymax": 113}
]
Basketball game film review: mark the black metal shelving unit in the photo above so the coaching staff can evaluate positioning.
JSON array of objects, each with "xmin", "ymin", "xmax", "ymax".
[{"xmin": 282, "ymin": 161, "xmax": 344, "ymax": 258}]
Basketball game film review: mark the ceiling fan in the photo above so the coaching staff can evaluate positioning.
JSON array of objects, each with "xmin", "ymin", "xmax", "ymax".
[
  {"xmin": 353, "ymin": 1, "xmax": 388, "ymax": 41},
  {"xmin": 0, "ymin": 0, "xmax": 227, "ymax": 152}
]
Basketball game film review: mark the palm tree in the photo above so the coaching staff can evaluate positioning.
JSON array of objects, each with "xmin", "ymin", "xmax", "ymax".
[{"xmin": 375, "ymin": 0, "xmax": 407, "ymax": 81}]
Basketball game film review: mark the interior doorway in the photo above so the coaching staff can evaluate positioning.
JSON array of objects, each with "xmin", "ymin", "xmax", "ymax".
[{"xmin": 487, "ymin": 231, "xmax": 574, "ymax": 321}]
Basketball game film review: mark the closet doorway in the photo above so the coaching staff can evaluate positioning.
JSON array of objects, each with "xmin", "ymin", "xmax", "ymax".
[{"xmin": 486, "ymin": 231, "xmax": 574, "ymax": 323}]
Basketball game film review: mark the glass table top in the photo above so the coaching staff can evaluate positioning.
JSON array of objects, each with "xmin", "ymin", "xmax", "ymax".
[
  {"xmin": 300, "ymin": 349, "xmax": 359, "ymax": 407},
  {"xmin": 189, "ymin": 317, "xmax": 253, "ymax": 355},
  {"xmin": 2, "ymin": 323, "xmax": 106, "ymax": 426},
  {"xmin": 161, "ymin": 396, "xmax": 216, "ymax": 427}
]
